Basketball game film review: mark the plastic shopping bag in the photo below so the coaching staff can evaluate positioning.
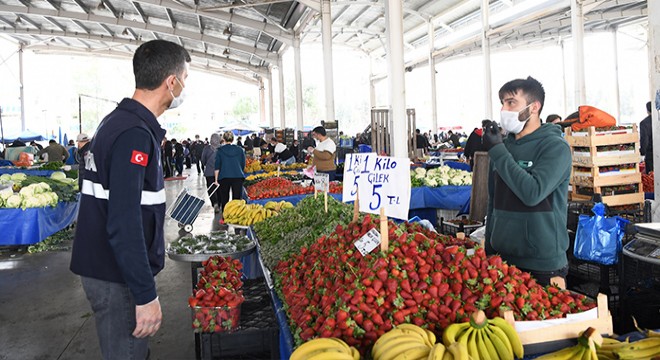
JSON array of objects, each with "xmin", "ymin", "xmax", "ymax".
[{"xmin": 574, "ymin": 203, "xmax": 629, "ymax": 265}]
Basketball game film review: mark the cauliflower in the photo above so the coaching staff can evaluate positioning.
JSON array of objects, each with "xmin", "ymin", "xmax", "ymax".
[
  {"xmin": 0, "ymin": 190, "xmax": 12, "ymax": 201},
  {"xmin": 424, "ymin": 178, "xmax": 438, "ymax": 187},
  {"xmin": 414, "ymin": 167, "xmax": 427, "ymax": 176},
  {"xmin": 19, "ymin": 186, "xmax": 35, "ymax": 198},
  {"xmin": 31, "ymin": 183, "xmax": 51, "ymax": 194},
  {"xmin": 5, "ymin": 194, "xmax": 22, "ymax": 208},
  {"xmin": 0, "ymin": 174, "xmax": 11, "ymax": 182},
  {"xmin": 50, "ymin": 171, "xmax": 66, "ymax": 180},
  {"xmin": 10, "ymin": 173, "xmax": 27, "ymax": 182}
]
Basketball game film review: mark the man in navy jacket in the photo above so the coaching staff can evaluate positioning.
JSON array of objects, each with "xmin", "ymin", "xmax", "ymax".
[{"xmin": 70, "ymin": 40, "xmax": 190, "ymax": 359}]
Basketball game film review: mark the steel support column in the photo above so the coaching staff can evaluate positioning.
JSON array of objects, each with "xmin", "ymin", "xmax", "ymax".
[
  {"xmin": 321, "ymin": 0, "xmax": 336, "ymax": 124},
  {"xmin": 428, "ymin": 21, "xmax": 438, "ymax": 133},
  {"xmin": 385, "ymin": 0, "xmax": 408, "ymax": 158},
  {"xmin": 571, "ymin": 0, "xmax": 587, "ymax": 106},
  {"xmin": 293, "ymin": 37, "xmax": 304, "ymax": 131},
  {"xmin": 277, "ymin": 56, "xmax": 286, "ymax": 129},
  {"xmin": 481, "ymin": 0, "xmax": 492, "ymax": 119}
]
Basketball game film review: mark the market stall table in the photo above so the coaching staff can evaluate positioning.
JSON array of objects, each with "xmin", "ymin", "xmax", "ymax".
[
  {"xmin": 0, "ymin": 200, "xmax": 79, "ymax": 245},
  {"xmin": 0, "ymin": 168, "xmax": 59, "ymax": 177}
]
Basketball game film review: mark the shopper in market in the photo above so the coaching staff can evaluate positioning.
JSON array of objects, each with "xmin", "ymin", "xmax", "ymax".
[
  {"xmin": 214, "ymin": 131, "xmax": 246, "ymax": 213},
  {"xmin": 640, "ymin": 101, "xmax": 653, "ymax": 174},
  {"xmin": 415, "ymin": 128, "xmax": 428, "ymax": 159},
  {"xmin": 463, "ymin": 120, "xmax": 489, "ymax": 168},
  {"xmin": 546, "ymin": 114, "xmax": 562, "ymax": 124},
  {"xmin": 190, "ymin": 134, "xmax": 205, "ymax": 175},
  {"xmin": 307, "ymin": 125, "xmax": 337, "ymax": 181},
  {"xmin": 70, "ymin": 39, "xmax": 190, "ymax": 360},
  {"xmin": 172, "ymin": 138, "xmax": 184, "ymax": 176},
  {"xmin": 202, "ymin": 133, "xmax": 222, "ymax": 212},
  {"xmin": 162, "ymin": 137, "xmax": 173, "ymax": 178},
  {"xmin": 270, "ymin": 137, "xmax": 296, "ymax": 165},
  {"xmin": 75, "ymin": 133, "xmax": 91, "ymax": 189},
  {"xmin": 482, "ymin": 76, "xmax": 571, "ymax": 287},
  {"xmin": 37, "ymin": 139, "xmax": 70, "ymax": 163}
]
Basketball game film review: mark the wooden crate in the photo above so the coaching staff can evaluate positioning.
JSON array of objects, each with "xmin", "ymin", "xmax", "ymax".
[
  {"xmin": 571, "ymin": 172, "xmax": 641, "ymax": 188},
  {"xmin": 572, "ymin": 152, "xmax": 640, "ymax": 167},
  {"xmin": 565, "ymin": 124, "xmax": 638, "ymax": 147},
  {"xmin": 571, "ymin": 191, "xmax": 644, "ymax": 206},
  {"xmin": 504, "ymin": 294, "xmax": 613, "ymax": 352}
]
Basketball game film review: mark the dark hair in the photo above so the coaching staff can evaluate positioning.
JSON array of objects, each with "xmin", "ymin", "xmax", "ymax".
[
  {"xmin": 565, "ymin": 110, "xmax": 579, "ymax": 121},
  {"xmin": 49, "ymin": 140, "xmax": 56, "ymax": 144},
  {"xmin": 312, "ymin": 126, "xmax": 326, "ymax": 136},
  {"xmin": 647, "ymin": 101, "xmax": 652, "ymax": 113},
  {"xmin": 546, "ymin": 114, "xmax": 562, "ymax": 123},
  {"xmin": 498, "ymin": 76, "xmax": 546, "ymax": 115},
  {"xmin": 416, "ymin": 129, "xmax": 421, "ymax": 134},
  {"xmin": 133, "ymin": 40, "xmax": 191, "ymax": 90},
  {"xmin": 481, "ymin": 119, "xmax": 491, "ymax": 127}
]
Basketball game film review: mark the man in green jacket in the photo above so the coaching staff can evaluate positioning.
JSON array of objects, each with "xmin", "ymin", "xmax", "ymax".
[{"xmin": 482, "ymin": 76, "xmax": 571, "ymax": 286}]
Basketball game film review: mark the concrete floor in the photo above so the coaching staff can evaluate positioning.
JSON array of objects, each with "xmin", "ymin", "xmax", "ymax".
[{"xmin": 0, "ymin": 169, "xmax": 225, "ymax": 360}]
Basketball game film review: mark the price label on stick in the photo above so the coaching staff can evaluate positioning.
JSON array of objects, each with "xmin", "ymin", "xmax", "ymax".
[
  {"xmin": 356, "ymin": 156, "xmax": 411, "ymax": 220},
  {"xmin": 313, "ymin": 173, "xmax": 330, "ymax": 192},
  {"xmin": 343, "ymin": 152, "xmax": 377, "ymax": 202},
  {"xmin": 354, "ymin": 228, "xmax": 381, "ymax": 256}
]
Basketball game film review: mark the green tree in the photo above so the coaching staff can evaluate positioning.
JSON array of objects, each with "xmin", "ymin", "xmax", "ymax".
[{"xmin": 232, "ymin": 97, "xmax": 258, "ymax": 121}]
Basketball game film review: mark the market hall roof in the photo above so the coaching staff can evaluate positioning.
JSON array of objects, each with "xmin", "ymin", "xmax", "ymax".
[{"xmin": 0, "ymin": 0, "xmax": 648, "ymax": 83}]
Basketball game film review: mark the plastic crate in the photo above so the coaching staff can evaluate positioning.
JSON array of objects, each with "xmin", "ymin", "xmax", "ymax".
[
  {"xmin": 191, "ymin": 304, "xmax": 242, "ymax": 333},
  {"xmin": 196, "ymin": 278, "xmax": 279, "ymax": 360},
  {"xmin": 619, "ymin": 254, "xmax": 660, "ymax": 332},
  {"xmin": 439, "ymin": 216, "xmax": 482, "ymax": 236}
]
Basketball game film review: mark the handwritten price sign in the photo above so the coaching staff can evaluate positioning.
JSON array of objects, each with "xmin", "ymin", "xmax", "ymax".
[
  {"xmin": 343, "ymin": 154, "xmax": 410, "ymax": 220},
  {"xmin": 313, "ymin": 173, "xmax": 330, "ymax": 191}
]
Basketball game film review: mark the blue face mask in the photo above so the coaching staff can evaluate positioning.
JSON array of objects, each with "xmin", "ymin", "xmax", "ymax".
[{"xmin": 168, "ymin": 76, "xmax": 186, "ymax": 110}]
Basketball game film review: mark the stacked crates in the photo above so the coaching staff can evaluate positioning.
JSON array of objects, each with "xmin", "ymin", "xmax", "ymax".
[{"xmin": 565, "ymin": 125, "xmax": 644, "ymax": 209}]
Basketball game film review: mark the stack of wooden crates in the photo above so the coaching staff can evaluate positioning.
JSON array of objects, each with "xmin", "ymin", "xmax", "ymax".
[{"xmin": 565, "ymin": 124, "xmax": 644, "ymax": 208}]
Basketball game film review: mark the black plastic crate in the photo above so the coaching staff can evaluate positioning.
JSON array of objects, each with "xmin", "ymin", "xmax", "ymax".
[
  {"xmin": 196, "ymin": 278, "xmax": 279, "ymax": 360},
  {"xmin": 619, "ymin": 254, "xmax": 660, "ymax": 333},
  {"xmin": 439, "ymin": 216, "xmax": 482, "ymax": 236}
]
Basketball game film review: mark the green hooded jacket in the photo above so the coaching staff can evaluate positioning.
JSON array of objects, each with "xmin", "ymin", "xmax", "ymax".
[{"xmin": 485, "ymin": 123, "xmax": 571, "ymax": 271}]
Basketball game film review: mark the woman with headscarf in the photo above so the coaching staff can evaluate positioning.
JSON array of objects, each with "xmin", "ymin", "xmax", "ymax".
[{"xmin": 201, "ymin": 133, "xmax": 222, "ymax": 212}]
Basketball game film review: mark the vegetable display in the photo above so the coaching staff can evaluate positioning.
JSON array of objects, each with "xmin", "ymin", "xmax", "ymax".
[
  {"xmin": 643, "ymin": 172, "xmax": 654, "ymax": 193},
  {"xmin": 39, "ymin": 161, "xmax": 65, "ymax": 170},
  {"xmin": 273, "ymin": 215, "xmax": 595, "ymax": 352},
  {"xmin": 247, "ymin": 178, "xmax": 312, "ymax": 199},
  {"xmin": 411, "ymin": 166, "xmax": 472, "ymax": 188},
  {"xmin": 223, "ymin": 199, "xmax": 293, "ymax": 226},
  {"xmin": 254, "ymin": 195, "xmax": 353, "ymax": 270},
  {"xmin": 167, "ymin": 231, "xmax": 253, "ymax": 255}
]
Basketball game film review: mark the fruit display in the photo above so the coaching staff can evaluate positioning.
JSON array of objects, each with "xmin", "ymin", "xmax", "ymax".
[
  {"xmin": 244, "ymin": 170, "xmax": 303, "ymax": 186},
  {"xmin": 274, "ymin": 214, "xmax": 596, "ymax": 353},
  {"xmin": 442, "ymin": 310, "xmax": 523, "ymax": 359},
  {"xmin": 254, "ymin": 195, "xmax": 354, "ymax": 270},
  {"xmin": 329, "ymin": 181, "xmax": 343, "ymax": 194},
  {"xmin": 247, "ymin": 178, "xmax": 313, "ymax": 199},
  {"xmin": 167, "ymin": 231, "xmax": 254, "ymax": 255},
  {"xmin": 222, "ymin": 199, "xmax": 293, "ymax": 226},
  {"xmin": 370, "ymin": 323, "xmax": 436, "ymax": 360},
  {"xmin": 290, "ymin": 337, "xmax": 360, "ymax": 360},
  {"xmin": 643, "ymin": 172, "xmax": 654, "ymax": 193},
  {"xmin": 411, "ymin": 166, "xmax": 472, "ymax": 188},
  {"xmin": 244, "ymin": 158, "xmax": 262, "ymax": 173},
  {"xmin": 188, "ymin": 256, "xmax": 245, "ymax": 332}
]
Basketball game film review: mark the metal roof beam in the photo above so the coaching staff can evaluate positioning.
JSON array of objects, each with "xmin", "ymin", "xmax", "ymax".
[
  {"xmin": 126, "ymin": 27, "xmax": 138, "ymax": 39},
  {"xmin": 71, "ymin": 0, "xmax": 90, "ymax": 14},
  {"xmin": 1, "ymin": 27, "xmax": 271, "ymax": 77},
  {"xmin": 197, "ymin": 14, "xmax": 203, "ymax": 33},
  {"xmin": 0, "ymin": 5, "xmax": 278, "ymax": 61},
  {"xmin": 44, "ymin": 0, "xmax": 60, "ymax": 11},
  {"xmin": 201, "ymin": 0, "xmax": 291, "ymax": 12},
  {"xmin": 99, "ymin": 22, "xmax": 114, "ymax": 36},
  {"xmin": 44, "ymin": 16, "xmax": 67, "ymax": 31},
  {"xmin": 103, "ymin": 0, "xmax": 121, "ymax": 19},
  {"xmin": 0, "ymin": 16, "xmax": 15, "ymax": 27},
  {"xmin": 17, "ymin": 14, "xmax": 41, "ymax": 29},
  {"xmin": 132, "ymin": 2, "xmax": 148, "ymax": 23},
  {"xmin": 132, "ymin": 0, "xmax": 294, "ymax": 45},
  {"xmin": 165, "ymin": 8, "xmax": 176, "ymax": 28},
  {"xmin": 71, "ymin": 19, "xmax": 90, "ymax": 33},
  {"xmin": 347, "ymin": 5, "xmax": 370, "ymax": 27}
]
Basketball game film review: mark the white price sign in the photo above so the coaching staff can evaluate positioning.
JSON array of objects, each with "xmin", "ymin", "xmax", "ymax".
[
  {"xmin": 354, "ymin": 228, "xmax": 381, "ymax": 256},
  {"xmin": 313, "ymin": 173, "xmax": 330, "ymax": 191},
  {"xmin": 342, "ymin": 152, "xmax": 376, "ymax": 201},
  {"xmin": 355, "ymin": 156, "xmax": 411, "ymax": 220}
]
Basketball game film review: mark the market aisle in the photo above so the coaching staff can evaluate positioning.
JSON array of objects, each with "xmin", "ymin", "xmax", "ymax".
[{"xmin": 0, "ymin": 168, "xmax": 220, "ymax": 360}]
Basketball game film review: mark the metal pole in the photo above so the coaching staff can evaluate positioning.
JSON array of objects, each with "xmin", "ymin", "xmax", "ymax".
[
  {"xmin": 369, "ymin": 57, "xmax": 376, "ymax": 109},
  {"xmin": 259, "ymin": 77, "xmax": 266, "ymax": 125},
  {"xmin": 648, "ymin": 0, "xmax": 660, "ymax": 220},
  {"xmin": 268, "ymin": 74, "xmax": 274, "ymax": 128},
  {"xmin": 428, "ymin": 21, "xmax": 438, "ymax": 133},
  {"xmin": 293, "ymin": 37, "xmax": 304, "ymax": 130},
  {"xmin": 321, "ymin": 0, "xmax": 336, "ymax": 124},
  {"xmin": 561, "ymin": 39, "xmax": 568, "ymax": 115},
  {"xmin": 277, "ymin": 56, "xmax": 286, "ymax": 129},
  {"xmin": 78, "ymin": 95, "xmax": 82, "ymax": 133},
  {"xmin": 612, "ymin": 28, "xmax": 621, "ymax": 122},
  {"xmin": 18, "ymin": 43, "xmax": 25, "ymax": 131},
  {"xmin": 386, "ymin": 0, "xmax": 407, "ymax": 158},
  {"xmin": 0, "ymin": 106, "xmax": 4, "ymax": 146},
  {"xmin": 571, "ymin": 0, "xmax": 587, "ymax": 106},
  {"xmin": 481, "ymin": 0, "xmax": 493, "ymax": 119}
]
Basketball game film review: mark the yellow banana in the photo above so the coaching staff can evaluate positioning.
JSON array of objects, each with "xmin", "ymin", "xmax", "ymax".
[
  {"xmin": 327, "ymin": 337, "xmax": 351, "ymax": 354},
  {"xmin": 378, "ymin": 342, "xmax": 430, "ymax": 360},
  {"xmin": 425, "ymin": 329, "xmax": 437, "ymax": 346},
  {"xmin": 397, "ymin": 324, "xmax": 434, "ymax": 347},
  {"xmin": 446, "ymin": 342, "xmax": 469, "ymax": 360},
  {"xmin": 290, "ymin": 338, "xmax": 352, "ymax": 360},
  {"xmin": 441, "ymin": 351, "xmax": 453, "ymax": 360},
  {"xmin": 428, "ymin": 343, "xmax": 446, "ymax": 360},
  {"xmin": 391, "ymin": 345, "xmax": 431, "ymax": 360},
  {"xmin": 474, "ymin": 328, "xmax": 492, "ymax": 360},
  {"xmin": 372, "ymin": 329, "xmax": 411, "ymax": 353},
  {"xmin": 534, "ymin": 345, "xmax": 586, "ymax": 360},
  {"xmin": 373, "ymin": 335, "xmax": 426, "ymax": 360},
  {"xmin": 465, "ymin": 327, "xmax": 479, "ymax": 360},
  {"xmin": 601, "ymin": 337, "xmax": 621, "ymax": 345},
  {"xmin": 442, "ymin": 322, "xmax": 471, "ymax": 346},
  {"xmin": 351, "ymin": 347, "xmax": 360, "ymax": 360},
  {"xmin": 489, "ymin": 317, "xmax": 524, "ymax": 359},
  {"xmin": 480, "ymin": 328, "xmax": 500, "ymax": 360},
  {"xmin": 615, "ymin": 344, "xmax": 660, "ymax": 359},
  {"xmin": 306, "ymin": 350, "xmax": 355, "ymax": 360},
  {"xmin": 456, "ymin": 327, "xmax": 472, "ymax": 350},
  {"xmin": 485, "ymin": 325, "xmax": 513, "ymax": 360}
]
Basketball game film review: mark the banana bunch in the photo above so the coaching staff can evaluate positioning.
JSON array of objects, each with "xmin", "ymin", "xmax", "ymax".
[
  {"xmin": 289, "ymin": 337, "xmax": 359, "ymax": 360},
  {"xmin": 223, "ymin": 200, "xmax": 286, "ymax": 226},
  {"xmin": 244, "ymin": 159, "xmax": 262, "ymax": 173},
  {"xmin": 264, "ymin": 200, "xmax": 294, "ymax": 212},
  {"xmin": 372, "ymin": 323, "xmax": 437, "ymax": 360},
  {"xmin": 534, "ymin": 327, "xmax": 604, "ymax": 360},
  {"xmin": 442, "ymin": 311, "xmax": 524, "ymax": 360},
  {"xmin": 596, "ymin": 335, "xmax": 660, "ymax": 360}
]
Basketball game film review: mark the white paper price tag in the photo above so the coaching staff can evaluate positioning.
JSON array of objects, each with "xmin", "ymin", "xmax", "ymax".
[
  {"xmin": 354, "ymin": 228, "xmax": 381, "ymax": 256},
  {"xmin": 342, "ymin": 152, "xmax": 376, "ymax": 202},
  {"xmin": 313, "ymin": 173, "xmax": 330, "ymax": 191},
  {"xmin": 356, "ymin": 156, "xmax": 411, "ymax": 220}
]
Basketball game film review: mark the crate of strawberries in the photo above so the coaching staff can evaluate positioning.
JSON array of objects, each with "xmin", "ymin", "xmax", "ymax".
[{"xmin": 189, "ymin": 256, "xmax": 245, "ymax": 333}]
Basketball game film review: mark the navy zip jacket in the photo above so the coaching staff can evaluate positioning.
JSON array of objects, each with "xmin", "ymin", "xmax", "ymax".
[{"xmin": 70, "ymin": 98, "xmax": 167, "ymax": 305}]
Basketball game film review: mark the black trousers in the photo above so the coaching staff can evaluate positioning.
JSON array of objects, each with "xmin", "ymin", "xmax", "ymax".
[
  {"xmin": 163, "ymin": 156, "xmax": 173, "ymax": 178},
  {"xmin": 219, "ymin": 178, "xmax": 244, "ymax": 211},
  {"xmin": 205, "ymin": 176, "xmax": 220, "ymax": 206}
]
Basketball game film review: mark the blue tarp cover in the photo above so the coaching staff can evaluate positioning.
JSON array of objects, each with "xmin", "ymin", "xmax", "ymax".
[
  {"xmin": 0, "ymin": 200, "xmax": 79, "ymax": 245},
  {"xmin": 0, "ymin": 168, "xmax": 57, "ymax": 177}
]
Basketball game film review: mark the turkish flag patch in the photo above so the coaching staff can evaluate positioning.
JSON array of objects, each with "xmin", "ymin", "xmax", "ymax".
[{"xmin": 130, "ymin": 150, "xmax": 148, "ymax": 167}]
